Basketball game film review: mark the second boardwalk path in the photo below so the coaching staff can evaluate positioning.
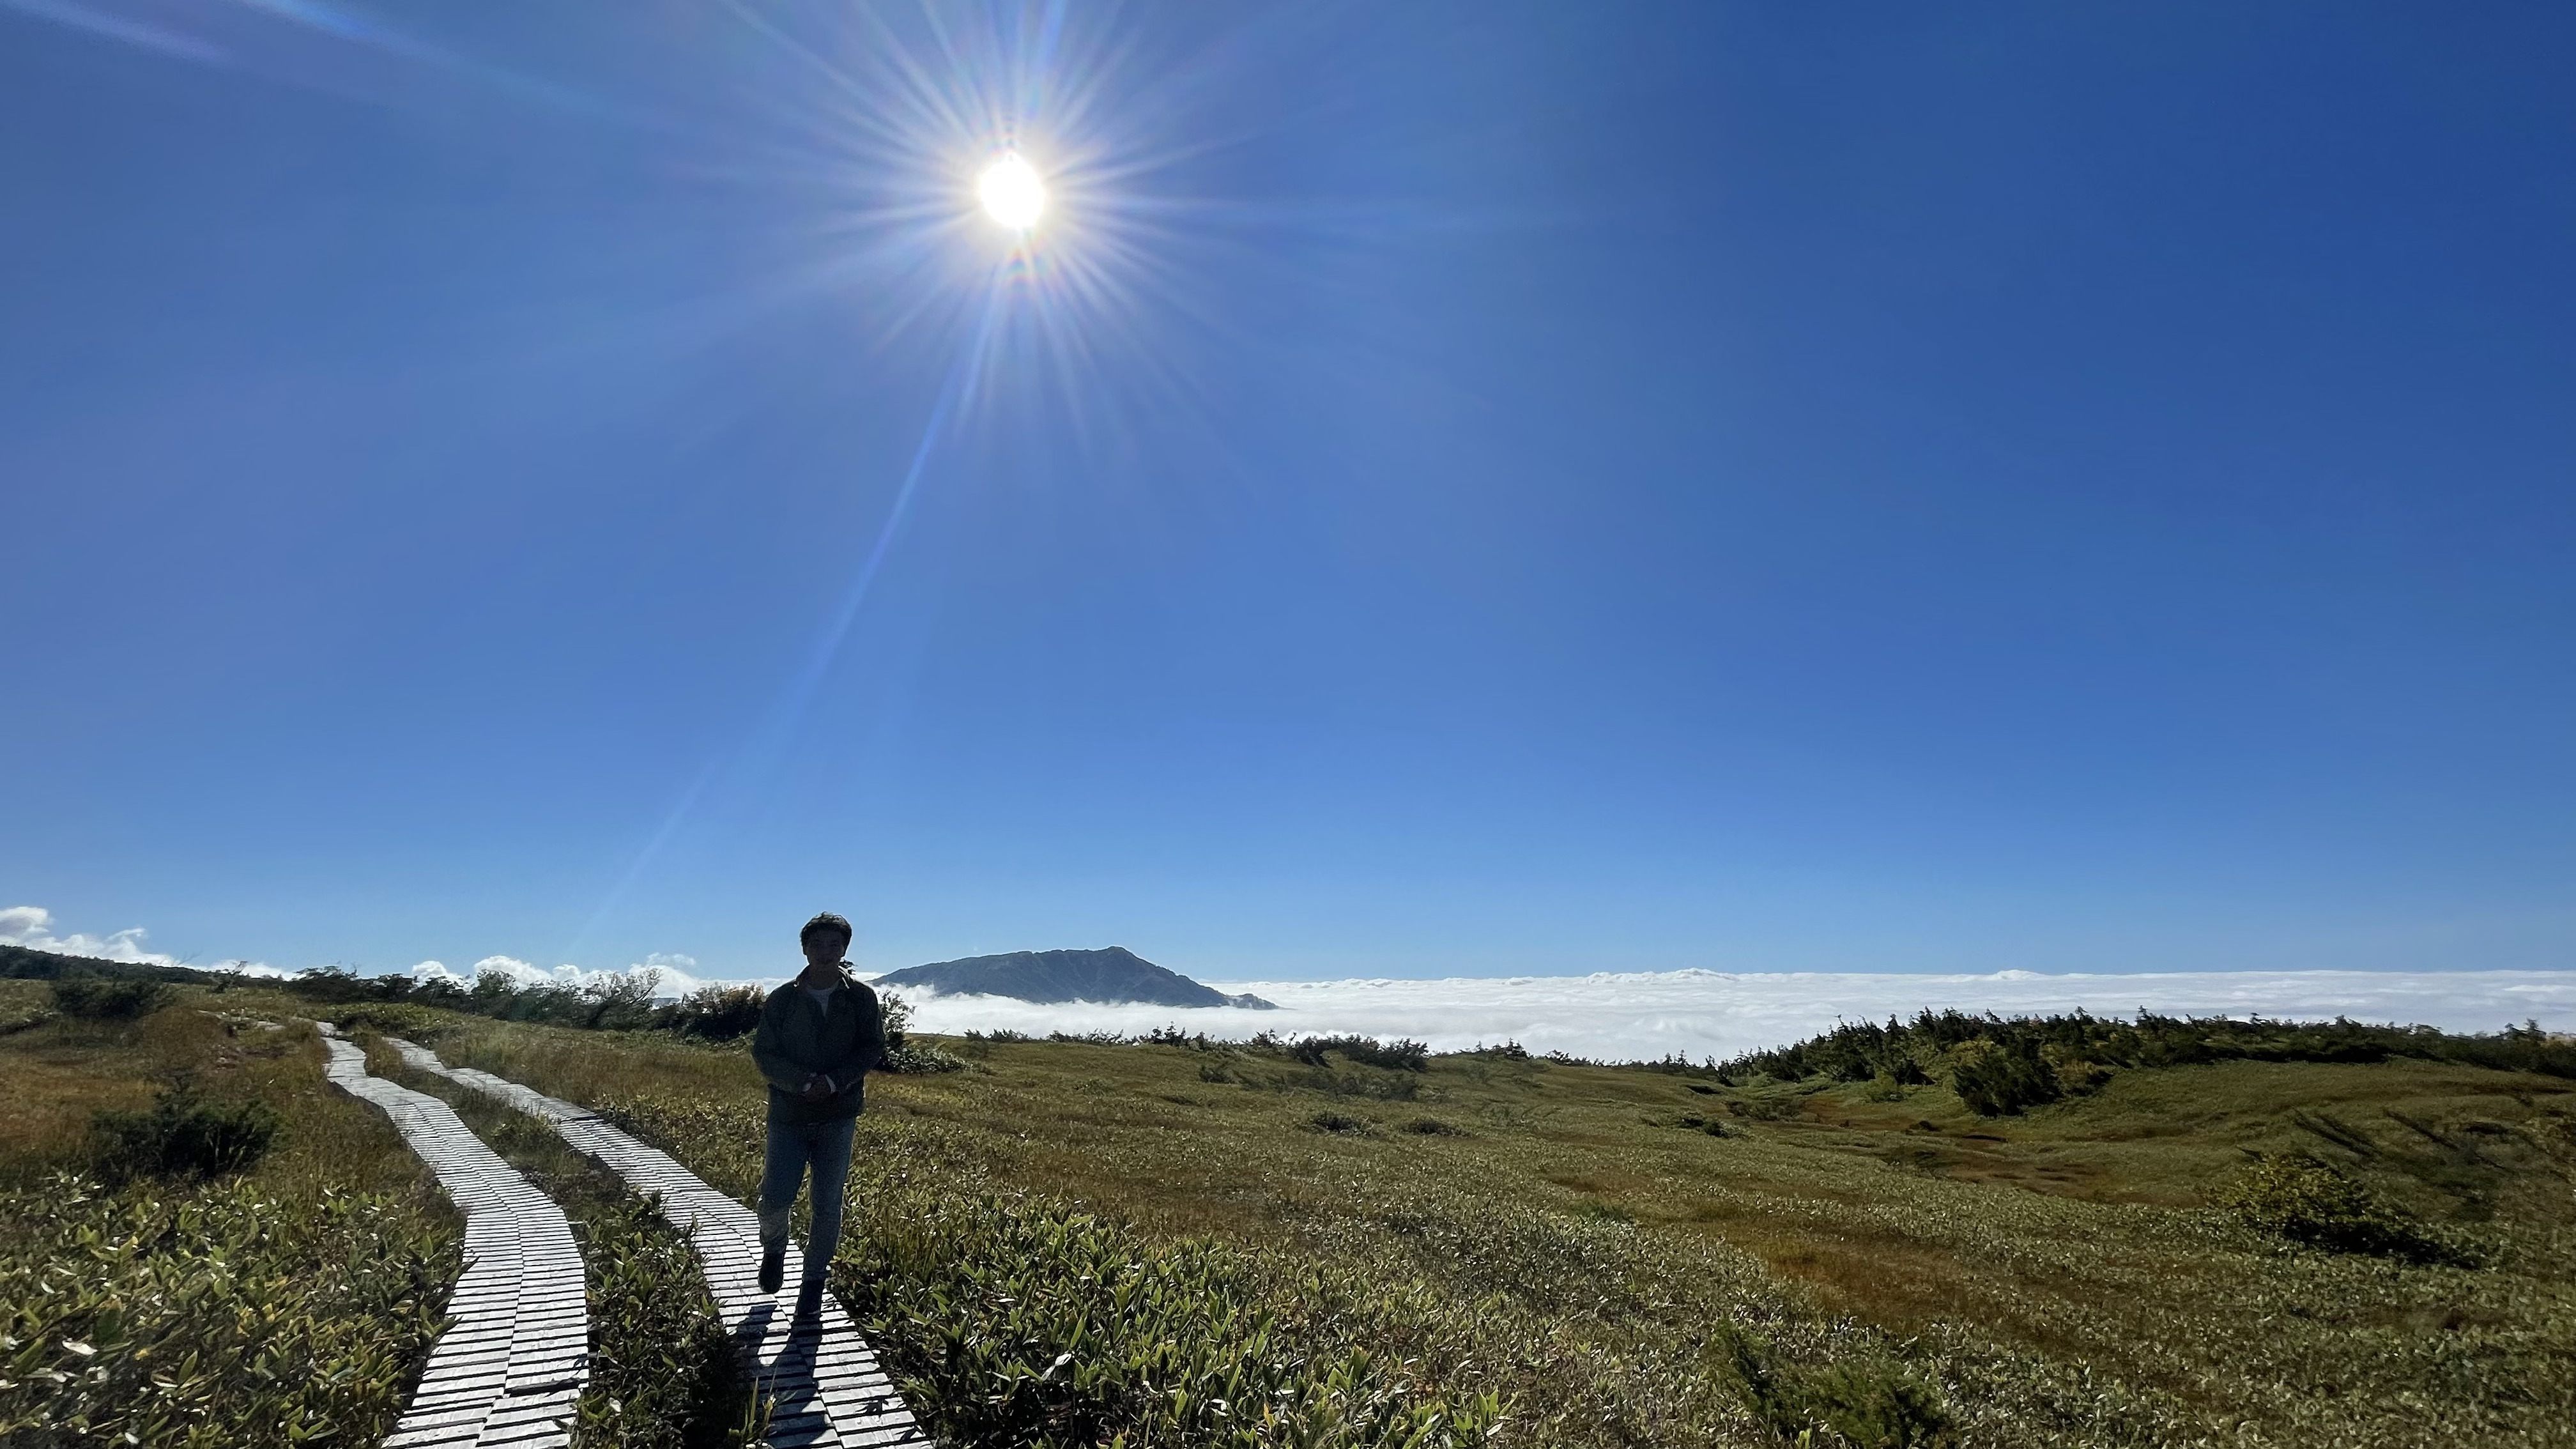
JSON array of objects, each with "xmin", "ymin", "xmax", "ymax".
[
  {"xmin": 387, "ymin": 1039, "xmax": 926, "ymax": 1449},
  {"xmin": 317, "ymin": 1025, "xmax": 585, "ymax": 1449}
]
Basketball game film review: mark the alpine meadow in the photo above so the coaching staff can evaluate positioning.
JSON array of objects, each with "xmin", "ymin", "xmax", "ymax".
[{"xmin": 5, "ymin": 952, "xmax": 2572, "ymax": 1447}]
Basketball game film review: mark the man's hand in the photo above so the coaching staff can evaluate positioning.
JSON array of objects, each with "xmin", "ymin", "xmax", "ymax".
[{"xmin": 799, "ymin": 1073, "xmax": 834, "ymax": 1103}]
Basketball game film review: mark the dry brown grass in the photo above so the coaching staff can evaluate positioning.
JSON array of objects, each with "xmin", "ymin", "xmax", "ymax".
[{"xmin": 364, "ymin": 1009, "xmax": 2576, "ymax": 1447}]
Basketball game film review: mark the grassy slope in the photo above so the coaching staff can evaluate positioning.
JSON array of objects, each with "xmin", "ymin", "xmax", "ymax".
[
  {"xmin": 0, "ymin": 982, "xmax": 461, "ymax": 1446},
  {"xmin": 395, "ymin": 1011, "xmax": 2576, "ymax": 1449}
]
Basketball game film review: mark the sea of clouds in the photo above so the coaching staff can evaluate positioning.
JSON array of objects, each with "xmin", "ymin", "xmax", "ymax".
[
  {"xmin": 885, "ymin": 969, "xmax": 2576, "ymax": 1063},
  {"xmin": 12, "ymin": 905, "xmax": 2569, "ymax": 1063}
]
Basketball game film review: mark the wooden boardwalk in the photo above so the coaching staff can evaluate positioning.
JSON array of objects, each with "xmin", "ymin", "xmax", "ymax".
[
  {"xmin": 317, "ymin": 1026, "xmax": 586, "ymax": 1449},
  {"xmin": 387, "ymin": 1040, "xmax": 927, "ymax": 1449}
]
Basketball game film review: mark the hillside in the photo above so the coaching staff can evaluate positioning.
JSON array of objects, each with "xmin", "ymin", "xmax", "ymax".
[
  {"xmin": 871, "ymin": 946, "xmax": 1276, "ymax": 1009},
  {"xmin": 8, "ymin": 982, "xmax": 2572, "ymax": 1448}
]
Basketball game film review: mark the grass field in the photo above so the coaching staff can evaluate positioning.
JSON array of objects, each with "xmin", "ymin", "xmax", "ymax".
[
  {"xmin": 402, "ymin": 1004, "xmax": 2575, "ymax": 1449},
  {"xmin": 4, "ymin": 977, "xmax": 2571, "ymax": 1448},
  {"xmin": 0, "ymin": 981, "xmax": 458, "ymax": 1447}
]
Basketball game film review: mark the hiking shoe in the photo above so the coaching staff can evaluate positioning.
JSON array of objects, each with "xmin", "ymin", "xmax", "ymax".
[{"xmin": 758, "ymin": 1244, "xmax": 786, "ymax": 1294}]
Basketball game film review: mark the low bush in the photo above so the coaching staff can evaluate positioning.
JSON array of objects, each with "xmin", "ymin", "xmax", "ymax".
[
  {"xmin": 574, "ymin": 1193, "xmax": 755, "ymax": 1449},
  {"xmin": 1712, "ymin": 1323, "xmax": 1956, "ymax": 1449},
  {"xmin": 92, "ymin": 1077, "xmax": 282, "ymax": 1181},
  {"xmin": 1282, "ymin": 1034, "xmax": 1431, "ymax": 1072},
  {"xmin": 2213, "ymin": 1155, "xmax": 2471, "ymax": 1266},
  {"xmin": 1717, "ymin": 1010, "xmax": 2576, "ymax": 1089},
  {"xmin": 0, "ymin": 1173, "xmax": 456, "ymax": 1447},
  {"xmin": 50, "ymin": 975, "xmax": 175, "ymax": 1020},
  {"xmin": 1942, "ymin": 1038, "xmax": 2060, "ymax": 1117},
  {"xmin": 830, "ymin": 1162, "xmax": 1503, "ymax": 1449},
  {"xmin": 663, "ymin": 985, "xmax": 767, "ymax": 1042},
  {"xmin": 882, "ymin": 1042, "xmax": 970, "ymax": 1074}
]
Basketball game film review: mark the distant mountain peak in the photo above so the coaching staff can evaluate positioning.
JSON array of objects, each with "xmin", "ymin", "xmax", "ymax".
[{"xmin": 871, "ymin": 947, "xmax": 1275, "ymax": 1009}]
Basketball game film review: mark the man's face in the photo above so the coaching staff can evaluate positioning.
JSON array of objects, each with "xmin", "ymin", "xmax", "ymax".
[{"xmin": 802, "ymin": 932, "xmax": 850, "ymax": 972}]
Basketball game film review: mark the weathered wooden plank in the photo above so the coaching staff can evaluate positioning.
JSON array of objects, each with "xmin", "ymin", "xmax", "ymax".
[
  {"xmin": 318, "ymin": 1027, "xmax": 587, "ymax": 1448},
  {"xmin": 390, "ymin": 1038, "xmax": 928, "ymax": 1449}
]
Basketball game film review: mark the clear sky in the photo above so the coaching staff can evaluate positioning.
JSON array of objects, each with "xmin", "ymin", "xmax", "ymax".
[{"xmin": 4, "ymin": 1, "xmax": 2570, "ymax": 984}]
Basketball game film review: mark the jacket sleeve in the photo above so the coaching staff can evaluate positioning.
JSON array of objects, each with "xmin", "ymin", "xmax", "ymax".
[{"xmin": 749, "ymin": 990, "xmax": 806, "ymax": 1094}]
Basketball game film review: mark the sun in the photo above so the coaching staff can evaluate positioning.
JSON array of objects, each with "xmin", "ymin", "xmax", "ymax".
[{"xmin": 976, "ymin": 153, "xmax": 1046, "ymax": 232}]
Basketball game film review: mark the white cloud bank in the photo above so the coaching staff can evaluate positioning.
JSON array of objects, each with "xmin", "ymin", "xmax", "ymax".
[
  {"xmin": 7, "ymin": 902, "xmax": 2568, "ymax": 1063},
  {"xmin": 409, "ymin": 952, "xmax": 710, "ymax": 995},
  {"xmin": 887, "ymin": 968, "xmax": 2576, "ymax": 1064},
  {"xmin": 1, "ymin": 905, "xmax": 279, "ymax": 975},
  {"xmin": 2, "ymin": 904, "xmax": 180, "ymax": 965}
]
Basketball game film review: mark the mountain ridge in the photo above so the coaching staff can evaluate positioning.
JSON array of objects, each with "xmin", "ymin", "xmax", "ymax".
[{"xmin": 871, "ymin": 946, "xmax": 1275, "ymax": 1010}]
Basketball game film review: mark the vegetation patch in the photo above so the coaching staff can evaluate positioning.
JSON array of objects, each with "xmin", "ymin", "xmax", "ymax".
[
  {"xmin": 0, "ymin": 1174, "xmax": 456, "ymax": 1447},
  {"xmin": 2214, "ymin": 1154, "xmax": 2474, "ymax": 1266},
  {"xmin": 1715, "ymin": 1009, "xmax": 2575, "ymax": 1107},
  {"xmin": 90, "ymin": 1075, "xmax": 281, "ymax": 1182},
  {"xmin": 572, "ymin": 1193, "xmax": 755, "ymax": 1449},
  {"xmin": 831, "ymin": 1162, "xmax": 1503, "ymax": 1448},
  {"xmin": 50, "ymin": 975, "xmax": 176, "ymax": 1021},
  {"xmin": 1712, "ymin": 1323, "xmax": 1956, "ymax": 1449}
]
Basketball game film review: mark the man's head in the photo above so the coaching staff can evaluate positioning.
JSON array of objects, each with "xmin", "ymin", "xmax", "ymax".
[{"xmin": 799, "ymin": 912, "xmax": 854, "ymax": 970}]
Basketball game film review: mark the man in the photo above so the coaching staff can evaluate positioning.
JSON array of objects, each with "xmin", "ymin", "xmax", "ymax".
[{"xmin": 750, "ymin": 911, "xmax": 887, "ymax": 1297}]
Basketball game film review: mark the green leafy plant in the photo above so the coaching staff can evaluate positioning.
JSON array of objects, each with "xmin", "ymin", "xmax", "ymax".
[
  {"xmin": 573, "ymin": 1193, "xmax": 755, "ymax": 1448},
  {"xmin": 663, "ymin": 985, "xmax": 767, "ymax": 1041},
  {"xmin": 0, "ymin": 1174, "xmax": 456, "ymax": 1448},
  {"xmin": 1711, "ymin": 1324, "xmax": 1956, "ymax": 1449},
  {"xmin": 829, "ymin": 1164, "xmax": 1503, "ymax": 1449},
  {"xmin": 49, "ymin": 976, "xmax": 174, "ymax": 1021},
  {"xmin": 2213, "ymin": 1155, "xmax": 2471, "ymax": 1266},
  {"xmin": 92, "ymin": 1077, "xmax": 282, "ymax": 1181},
  {"xmin": 1942, "ymin": 1038, "xmax": 2062, "ymax": 1117}
]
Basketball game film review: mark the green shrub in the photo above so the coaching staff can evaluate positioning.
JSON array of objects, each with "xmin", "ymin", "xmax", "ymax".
[
  {"xmin": 2213, "ymin": 1155, "xmax": 2469, "ymax": 1266},
  {"xmin": 50, "ymin": 975, "xmax": 174, "ymax": 1020},
  {"xmin": 1717, "ymin": 1009, "xmax": 2576, "ymax": 1087},
  {"xmin": 1309, "ymin": 1110, "xmax": 1369, "ymax": 1134},
  {"xmin": 1942, "ymin": 1038, "xmax": 2060, "ymax": 1117},
  {"xmin": 1285, "ymin": 1034, "xmax": 1431, "ymax": 1072},
  {"xmin": 1712, "ymin": 1324, "xmax": 1956, "ymax": 1449},
  {"xmin": 881, "ymin": 1042, "xmax": 970, "ymax": 1074},
  {"xmin": 574, "ymin": 1193, "xmax": 754, "ymax": 1448},
  {"xmin": 663, "ymin": 985, "xmax": 767, "ymax": 1041},
  {"xmin": 830, "ymin": 1167, "xmax": 1502, "ymax": 1449},
  {"xmin": 93, "ymin": 1078, "xmax": 282, "ymax": 1181},
  {"xmin": 1726, "ymin": 1092, "xmax": 1806, "ymax": 1122},
  {"xmin": 0, "ymin": 1173, "xmax": 456, "ymax": 1447}
]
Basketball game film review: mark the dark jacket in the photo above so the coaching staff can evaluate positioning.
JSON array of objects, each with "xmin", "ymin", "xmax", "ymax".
[{"xmin": 751, "ymin": 969, "xmax": 886, "ymax": 1126}]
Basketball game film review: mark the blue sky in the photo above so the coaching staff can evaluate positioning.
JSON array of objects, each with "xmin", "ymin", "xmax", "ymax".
[{"xmin": 3, "ymin": 1, "xmax": 2570, "ymax": 984}]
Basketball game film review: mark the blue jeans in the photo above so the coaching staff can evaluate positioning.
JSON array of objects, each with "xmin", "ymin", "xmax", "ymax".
[{"xmin": 756, "ymin": 1114, "xmax": 857, "ymax": 1286}]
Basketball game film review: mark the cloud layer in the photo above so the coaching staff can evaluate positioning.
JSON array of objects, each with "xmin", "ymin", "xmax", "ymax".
[
  {"xmin": 1, "ymin": 905, "xmax": 179, "ymax": 965},
  {"xmin": 886, "ymin": 968, "xmax": 2576, "ymax": 1063},
  {"xmin": 2, "ymin": 905, "xmax": 289, "ymax": 974},
  {"xmin": 6, "ymin": 902, "xmax": 2567, "ymax": 1063}
]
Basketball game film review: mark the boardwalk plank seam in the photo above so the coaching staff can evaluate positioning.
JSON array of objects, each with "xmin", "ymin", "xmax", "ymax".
[
  {"xmin": 316, "ymin": 1025, "xmax": 586, "ymax": 1449},
  {"xmin": 386, "ymin": 1039, "xmax": 928, "ymax": 1449}
]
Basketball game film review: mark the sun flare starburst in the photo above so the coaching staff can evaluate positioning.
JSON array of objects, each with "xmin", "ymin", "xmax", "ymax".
[{"xmin": 977, "ymin": 153, "xmax": 1046, "ymax": 231}]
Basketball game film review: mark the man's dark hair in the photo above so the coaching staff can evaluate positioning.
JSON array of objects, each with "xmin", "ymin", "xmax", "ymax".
[{"xmin": 800, "ymin": 912, "xmax": 854, "ymax": 950}]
